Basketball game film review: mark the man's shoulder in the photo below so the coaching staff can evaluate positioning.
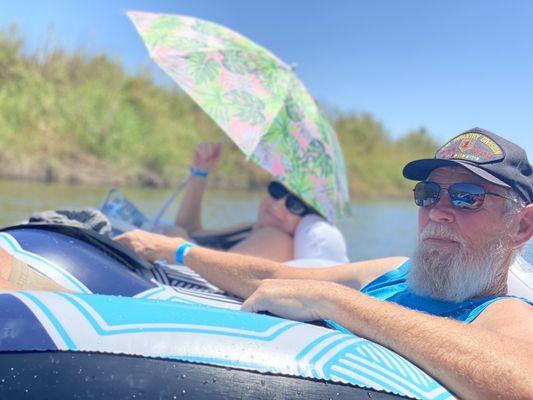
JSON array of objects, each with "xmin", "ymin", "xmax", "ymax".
[
  {"xmin": 480, "ymin": 297, "xmax": 532, "ymax": 315},
  {"xmin": 473, "ymin": 297, "xmax": 533, "ymax": 344}
]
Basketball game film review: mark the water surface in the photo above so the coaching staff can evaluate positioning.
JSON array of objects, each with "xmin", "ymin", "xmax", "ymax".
[{"xmin": 0, "ymin": 179, "xmax": 421, "ymax": 261}]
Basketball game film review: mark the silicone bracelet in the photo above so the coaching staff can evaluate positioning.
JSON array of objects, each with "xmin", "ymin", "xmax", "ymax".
[
  {"xmin": 189, "ymin": 166, "xmax": 208, "ymax": 178},
  {"xmin": 175, "ymin": 242, "xmax": 194, "ymax": 265}
]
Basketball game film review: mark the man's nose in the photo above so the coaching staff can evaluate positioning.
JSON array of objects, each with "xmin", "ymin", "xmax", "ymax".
[{"xmin": 428, "ymin": 191, "xmax": 456, "ymax": 223}]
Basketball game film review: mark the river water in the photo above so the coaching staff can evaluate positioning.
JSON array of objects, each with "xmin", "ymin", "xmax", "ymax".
[{"xmin": 0, "ymin": 179, "xmax": 420, "ymax": 261}]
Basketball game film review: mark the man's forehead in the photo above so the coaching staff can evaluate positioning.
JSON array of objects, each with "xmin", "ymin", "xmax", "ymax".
[{"xmin": 428, "ymin": 166, "xmax": 490, "ymax": 185}]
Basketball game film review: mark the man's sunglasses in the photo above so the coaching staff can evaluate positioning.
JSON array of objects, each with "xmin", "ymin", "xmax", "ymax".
[
  {"xmin": 267, "ymin": 181, "xmax": 311, "ymax": 217},
  {"xmin": 413, "ymin": 181, "xmax": 514, "ymax": 211}
]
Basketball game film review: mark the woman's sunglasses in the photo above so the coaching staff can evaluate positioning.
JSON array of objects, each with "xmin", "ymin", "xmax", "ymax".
[
  {"xmin": 413, "ymin": 181, "xmax": 514, "ymax": 211},
  {"xmin": 267, "ymin": 181, "xmax": 311, "ymax": 217}
]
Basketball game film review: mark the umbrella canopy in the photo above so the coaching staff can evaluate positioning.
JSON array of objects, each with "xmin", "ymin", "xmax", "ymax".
[{"xmin": 128, "ymin": 11, "xmax": 349, "ymax": 222}]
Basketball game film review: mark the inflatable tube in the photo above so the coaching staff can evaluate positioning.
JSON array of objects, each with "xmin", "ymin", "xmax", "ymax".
[
  {"xmin": 0, "ymin": 352, "xmax": 405, "ymax": 400},
  {"xmin": 0, "ymin": 223, "xmax": 154, "ymax": 294},
  {"xmin": 0, "ymin": 225, "xmax": 455, "ymax": 399}
]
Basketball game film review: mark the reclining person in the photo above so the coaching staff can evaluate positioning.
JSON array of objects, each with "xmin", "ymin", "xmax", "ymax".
[
  {"xmin": 0, "ymin": 141, "xmax": 348, "ymax": 292},
  {"xmin": 116, "ymin": 128, "xmax": 533, "ymax": 400},
  {"xmin": 161, "ymin": 141, "xmax": 348, "ymax": 265}
]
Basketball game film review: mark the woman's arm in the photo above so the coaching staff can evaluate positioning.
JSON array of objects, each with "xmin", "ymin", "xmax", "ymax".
[{"xmin": 174, "ymin": 142, "xmax": 221, "ymax": 233}]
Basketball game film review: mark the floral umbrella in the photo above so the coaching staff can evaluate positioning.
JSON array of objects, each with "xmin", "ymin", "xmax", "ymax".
[{"xmin": 128, "ymin": 11, "xmax": 349, "ymax": 222}]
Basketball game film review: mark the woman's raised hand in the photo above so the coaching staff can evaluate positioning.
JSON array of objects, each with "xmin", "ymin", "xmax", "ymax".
[{"xmin": 192, "ymin": 142, "xmax": 222, "ymax": 173}]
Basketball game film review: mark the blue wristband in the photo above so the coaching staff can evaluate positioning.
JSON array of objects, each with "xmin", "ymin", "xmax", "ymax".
[
  {"xmin": 189, "ymin": 166, "xmax": 208, "ymax": 178},
  {"xmin": 175, "ymin": 242, "xmax": 194, "ymax": 265}
]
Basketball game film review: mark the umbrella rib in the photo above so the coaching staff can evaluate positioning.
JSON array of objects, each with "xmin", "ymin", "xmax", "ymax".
[{"xmin": 150, "ymin": 44, "xmax": 292, "ymax": 73}]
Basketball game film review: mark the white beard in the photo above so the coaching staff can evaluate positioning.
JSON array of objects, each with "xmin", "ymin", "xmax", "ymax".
[{"xmin": 408, "ymin": 222, "xmax": 509, "ymax": 303}]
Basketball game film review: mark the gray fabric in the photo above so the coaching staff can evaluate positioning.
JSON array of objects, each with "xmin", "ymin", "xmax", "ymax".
[{"xmin": 29, "ymin": 208, "xmax": 112, "ymax": 236}]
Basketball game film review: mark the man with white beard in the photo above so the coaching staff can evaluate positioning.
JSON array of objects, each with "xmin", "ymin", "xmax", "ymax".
[
  {"xmin": 407, "ymin": 166, "xmax": 515, "ymax": 303},
  {"xmin": 118, "ymin": 127, "xmax": 532, "ymax": 399}
]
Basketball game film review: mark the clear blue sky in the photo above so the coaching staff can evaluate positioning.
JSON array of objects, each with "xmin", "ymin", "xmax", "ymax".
[{"xmin": 2, "ymin": 0, "xmax": 532, "ymax": 157}]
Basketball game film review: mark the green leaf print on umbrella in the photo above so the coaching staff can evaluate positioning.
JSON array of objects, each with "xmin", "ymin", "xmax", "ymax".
[
  {"xmin": 285, "ymin": 96, "xmax": 305, "ymax": 123},
  {"xmin": 186, "ymin": 53, "xmax": 220, "ymax": 84},
  {"xmin": 306, "ymin": 140, "xmax": 334, "ymax": 178},
  {"xmin": 255, "ymin": 57, "xmax": 290, "ymax": 100},
  {"xmin": 191, "ymin": 19, "xmax": 234, "ymax": 43},
  {"xmin": 224, "ymin": 90, "xmax": 265, "ymax": 126},
  {"xmin": 194, "ymin": 84, "xmax": 231, "ymax": 131},
  {"xmin": 128, "ymin": 11, "xmax": 349, "ymax": 222},
  {"xmin": 262, "ymin": 111, "xmax": 291, "ymax": 146},
  {"xmin": 169, "ymin": 37, "xmax": 206, "ymax": 52},
  {"xmin": 221, "ymin": 50, "xmax": 258, "ymax": 75},
  {"xmin": 316, "ymin": 111, "xmax": 335, "ymax": 145},
  {"xmin": 142, "ymin": 15, "xmax": 187, "ymax": 48}
]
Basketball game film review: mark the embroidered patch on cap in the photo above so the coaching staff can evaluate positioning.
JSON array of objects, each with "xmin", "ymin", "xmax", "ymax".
[{"xmin": 436, "ymin": 132, "xmax": 504, "ymax": 163}]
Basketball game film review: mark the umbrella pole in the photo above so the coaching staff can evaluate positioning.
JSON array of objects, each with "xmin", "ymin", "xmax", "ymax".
[{"xmin": 150, "ymin": 176, "xmax": 191, "ymax": 230}]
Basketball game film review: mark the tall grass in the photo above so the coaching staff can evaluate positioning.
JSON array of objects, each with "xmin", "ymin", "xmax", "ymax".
[{"xmin": 0, "ymin": 27, "xmax": 438, "ymax": 197}]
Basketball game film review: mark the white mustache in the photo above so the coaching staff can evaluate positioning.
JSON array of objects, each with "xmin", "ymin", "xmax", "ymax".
[{"xmin": 419, "ymin": 223, "xmax": 465, "ymax": 245}]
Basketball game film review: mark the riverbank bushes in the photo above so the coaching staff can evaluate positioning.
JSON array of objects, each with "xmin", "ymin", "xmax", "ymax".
[{"xmin": 0, "ymin": 27, "xmax": 437, "ymax": 198}]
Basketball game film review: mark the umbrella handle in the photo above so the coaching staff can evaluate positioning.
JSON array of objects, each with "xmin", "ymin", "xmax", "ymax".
[{"xmin": 150, "ymin": 176, "xmax": 192, "ymax": 230}]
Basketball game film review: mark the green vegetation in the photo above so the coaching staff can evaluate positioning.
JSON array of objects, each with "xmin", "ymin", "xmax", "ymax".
[{"xmin": 0, "ymin": 27, "xmax": 438, "ymax": 198}]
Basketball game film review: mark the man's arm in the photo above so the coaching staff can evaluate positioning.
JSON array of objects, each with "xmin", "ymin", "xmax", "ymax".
[
  {"xmin": 242, "ymin": 280, "xmax": 533, "ymax": 400},
  {"xmin": 186, "ymin": 247, "xmax": 405, "ymax": 298},
  {"xmin": 114, "ymin": 230, "xmax": 406, "ymax": 298}
]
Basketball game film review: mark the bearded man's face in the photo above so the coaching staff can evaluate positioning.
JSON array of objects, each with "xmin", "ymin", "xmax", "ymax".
[{"xmin": 408, "ymin": 167, "xmax": 514, "ymax": 302}]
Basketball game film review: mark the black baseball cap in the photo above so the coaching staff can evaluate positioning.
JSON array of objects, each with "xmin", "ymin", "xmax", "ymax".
[{"xmin": 403, "ymin": 127, "xmax": 533, "ymax": 204}]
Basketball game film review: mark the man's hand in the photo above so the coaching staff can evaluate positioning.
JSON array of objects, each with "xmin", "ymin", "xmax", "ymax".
[
  {"xmin": 114, "ymin": 229, "xmax": 185, "ymax": 263},
  {"xmin": 192, "ymin": 142, "xmax": 222, "ymax": 173},
  {"xmin": 241, "ymin": 279, "xmax": 337, "ymax": 321}
]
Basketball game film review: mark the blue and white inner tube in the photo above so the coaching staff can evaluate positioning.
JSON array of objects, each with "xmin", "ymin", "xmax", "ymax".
[{"xmin": 0, "ymin": 224, "xmax": 455, "ymax": 400}]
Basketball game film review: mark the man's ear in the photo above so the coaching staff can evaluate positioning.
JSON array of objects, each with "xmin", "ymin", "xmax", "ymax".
[{"xmin": 510, "ymin": 204, "xmax": 533, "ymax": 249}]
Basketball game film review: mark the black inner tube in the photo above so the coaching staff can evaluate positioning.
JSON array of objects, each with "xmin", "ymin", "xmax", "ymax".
[{"xmin": 0, "ymin": 351, "xmax": 412, "ymax": 400}]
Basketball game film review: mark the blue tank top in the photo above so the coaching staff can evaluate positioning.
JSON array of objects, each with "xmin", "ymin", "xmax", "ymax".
[{"xmin": 329, "ymin": 260, "xmax": 530, "ymax": 332}]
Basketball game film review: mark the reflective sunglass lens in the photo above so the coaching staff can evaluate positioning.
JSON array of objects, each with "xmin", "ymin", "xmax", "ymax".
[
  {"xmin": 448, "ymin": 183, "xmax": 485, "ymax": 210},
  {"xmin": 414, "ymin": 182, "xmax": 440, "ymax": 207},
  {"xmin": 286, "ymin": 196, "xmax": 308, "ymax": 216},
  {"xmin": 268, "ymin": 181, "xmax": 287, "ymax": 200}
]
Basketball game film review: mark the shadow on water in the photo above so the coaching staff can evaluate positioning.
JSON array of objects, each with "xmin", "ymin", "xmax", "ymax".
[{"xmin": 0, "ymin": 179, "xmax": 418, "ymax": 261}]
